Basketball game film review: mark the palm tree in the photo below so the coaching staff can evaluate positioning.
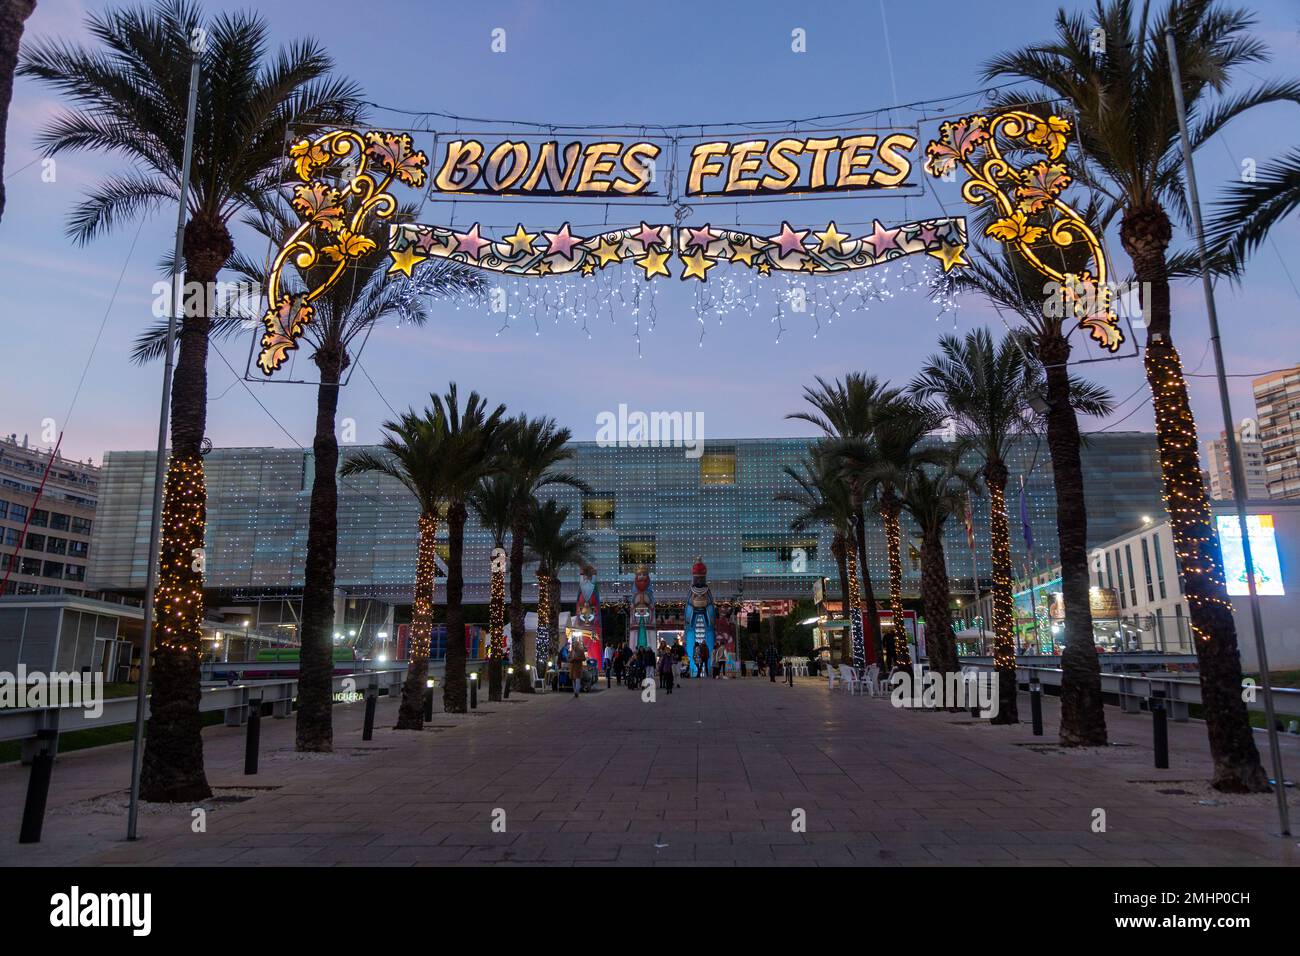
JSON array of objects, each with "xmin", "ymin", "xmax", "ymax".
[
  {"xmin": 470, "ymin": 474, "xmax": 517, "ymax": 701},
  {"xmin": 0, "ymin": 0, "xmax": 36, "ymax": 222},
  {"xmin": 983, "ymin": 0, "xmax": 1295, "ymax": 785},
  {"xmin": 776, "ymin": 445, "xmax": 855, "ymax": 654},
  {"xmin": 499, "ymin": 417, "xmax": 591, "ymax": 691},
  {"xmin": 134, "ymin": 194, "xmax": 482, "ymax": 750},
  {"xmin": 912, "ymin": 329, "xmax": 1037, "ymax": 724},
  {"xmin": 944, "ymin": 251, "xmax": 1114, "ymax": 744},
  {"xmin": 426, "ymin": 386, "xmax": 506, "ymax": 714},
  {"xmin": 788, "ymin": 374, "xmax": 898, "ymax": 667},
  {"xmin": 1207, "ymin": 148, "xmax": 1300, "ymax": 267},
  {"xmin": 20, "ymin": 0, "xmax": 361, "ymax": 800},
  {"xmin": 526, "ymin": 499, "xmax": 593, "ymax": 670},
  {"xmin": 839, "ymin": 398, "xmax": 945, "ymax": 671},
  {"xmin": 342, "ymin": 387, "xmax": 505, "ymax": 722},
  {"xmin": 894, "ymin": 449, "xmax": 981, "ymax": 683}
]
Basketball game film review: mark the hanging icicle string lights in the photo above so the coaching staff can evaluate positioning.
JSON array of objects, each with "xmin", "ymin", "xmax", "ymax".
[{"xmin": 388, "ymin": 258, "xmax": 958, "ymax": 357}]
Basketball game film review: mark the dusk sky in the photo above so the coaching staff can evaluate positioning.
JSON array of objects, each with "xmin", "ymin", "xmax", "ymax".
[{"xmin": 3, "ymin": 0, "xmax": 1298, "ymax": 466}]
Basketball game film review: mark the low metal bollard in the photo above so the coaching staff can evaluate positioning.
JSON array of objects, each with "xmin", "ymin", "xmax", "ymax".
[
  {"xmin": 470, "ymin": 672, "xmax": 478, "ymax": 710},
  {"xmin": 1152, "ymin": 687, "xmax": 1169, "ymax": 769},
  {"xmin": 1029, "ymin": 677, "xmax": 1043, "ymax": 736},
  {"xmin": 504, "ymin": 667, "xmax": 512, "ymax": 699},
  {"xmin": 362, "ymin": 686, "xmax": 378, "ymax": 741},
  {"xmin": 424, "ymin": 679, "xmax": 434, "ymax": 721},
  {"xmin": 244, "ymin": 698, "xmax": 262, "ymax": 775},
  {"xmin": 19, "ymin": 729, "xmax": 58, "ymax": 844}
]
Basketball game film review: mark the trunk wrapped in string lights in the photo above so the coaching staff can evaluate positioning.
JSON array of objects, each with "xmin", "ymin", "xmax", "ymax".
[
  {"xmin": 395, "ymin": 511, "xmax": 438, "ymax": 730},
  {"xmin": 535, "ymin": 567, "xmax": 553, "ymax": 673},
  {"xmin": 985, "ymin": 471, "xmax": 1019, "ymax": 724},
  {"xmin": 881, "ymin": 489, "xmax": 910, "ymax": 669},
  {"xmin": 487, "ymin": 547, "xmax": 507, "ymax": 701},
  {"xmin": 844, "ymin": 539, "xmax": 866, "ymax": 671}
]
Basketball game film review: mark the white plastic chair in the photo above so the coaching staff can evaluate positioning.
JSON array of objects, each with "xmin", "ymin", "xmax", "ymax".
[
  {"xmin": 838, "ymin": 664, "xmax": 862, "ymax": 695},
  {"xmin": 863, "ymin": 664, "xmax": 881, "ymax": 697}
]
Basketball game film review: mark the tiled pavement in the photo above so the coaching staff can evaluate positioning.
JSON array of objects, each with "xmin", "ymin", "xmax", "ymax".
[{"xmin": 2, "ymin": 673, "xmax": 1296, "ymax": 866}]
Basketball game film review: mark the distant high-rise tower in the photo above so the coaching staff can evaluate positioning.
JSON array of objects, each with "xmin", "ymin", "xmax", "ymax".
[
  {"xmin": 1204, "ymin": 425, "xmax": 1268, "ymax": 501},
  {"xmin": 1253, "ymin": 365, "xmax": 1300, "ymax": 499}
]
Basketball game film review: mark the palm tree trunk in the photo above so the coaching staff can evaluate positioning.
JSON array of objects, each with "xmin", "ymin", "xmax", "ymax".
[
  {"xmin": 550, "ymin": 574, "xmax": 562, "ymax": 648},
  {"xmin": 844, "ymin": 540, "xmax": 864, "ymax": 667},
  {"xmin": 984, "ymin": 462, "xmax": 1019, "ymax": 724},
  {"xmin": 140, "ymin": 215, "xmax": 233, "ymax": 802},
  {"xmin": 535, "ymin": 568, "xmax": 552, "ymax": 672},
  {"xmin": 0, "ymin": 0, "xmax": 36, "ymax": 224},
  {"xmin": 1123, "ymin": 201, "xmax": 1269, "ymax": 790},
  {"xmin": 487, "ymin": 548, "xmax": 506, "ymax": 702},
  {"xmin": 920, "ymin": 529, "xmax": 958, "ymax": 680},
  {"xmin": 1039, "ymin": 332, "xmax": 1106, "ymax": 746},
  {"xmin": 831, "ymin": 531, "xmax": 851, "ymax": 631},
  {"xmin": 396, "ymin": 511, "xmax": 438, "ymax": 729},
  {"xmin": 881, "ymin": 487, "xmax": 910, "ymax": 669},
  {"xmin": 508, "ymin": 508, "xmax": 532, "ymax": 692},
  {"xmin": 850, "ymin": 489, "xmax": 883, "ymax": 665},
  {"xmin": 442, "ymin": 501, "xmax": 468, "ymax": 714},
  {"xmin": 295, "ymin": 349, "xmax": 344, "ymax": 752}
]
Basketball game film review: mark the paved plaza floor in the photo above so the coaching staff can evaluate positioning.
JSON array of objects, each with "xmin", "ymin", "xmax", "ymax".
[{"xmin": 2, "ymin": 673, "xmax": 1297, "ymax": 866}]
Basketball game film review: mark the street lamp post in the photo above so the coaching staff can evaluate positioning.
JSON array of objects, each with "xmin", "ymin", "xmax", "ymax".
[
  {"xmin": 1166, "ymin": 29, "xmax": 1289, "ymax": 836},
  {"xmin": 126, "ymin": 52, "xmax": 201, "ymax": 842}
]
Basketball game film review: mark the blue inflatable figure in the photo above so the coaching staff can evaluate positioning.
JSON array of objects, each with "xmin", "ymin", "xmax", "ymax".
[{"xmin": 683, "ymin": 557, "xmax": 716, "ymax": 676}]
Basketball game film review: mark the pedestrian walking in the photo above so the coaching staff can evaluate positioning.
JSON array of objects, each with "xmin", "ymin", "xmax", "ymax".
[
  {"xmin": 765, "ymin": 643, "xmax": 779, "ymax": 683},
  {"xmin": 658, "ymin": 646, "xmax": 675, "ymax": 694},
  {"xmin": 569, "ymin": 639, "xmax": 586, "ymax": 698}
]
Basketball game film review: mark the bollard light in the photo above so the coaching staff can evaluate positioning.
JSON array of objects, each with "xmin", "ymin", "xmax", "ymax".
[{"xmin": 426, "ymin": 679, "xmax": 434, "ymax": 689}]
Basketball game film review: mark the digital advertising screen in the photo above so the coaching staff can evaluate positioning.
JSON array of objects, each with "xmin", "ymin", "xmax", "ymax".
[{"xmin": 1216, "ymin": 513, "xmax": 1286, "ymax": 596}]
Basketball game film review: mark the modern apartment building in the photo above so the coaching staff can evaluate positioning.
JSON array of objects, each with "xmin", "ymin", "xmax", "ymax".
[
  {"xmin": 1204, "ymin": 426, "xmax": 1269, "ymax": 501},
  {"xmin": 1253, "ymin": 365, "xmax": 1300, "ymax": 499},
  {"xmin": 0, "ymin": 434, "xmax": 99, "ymax": 597}
]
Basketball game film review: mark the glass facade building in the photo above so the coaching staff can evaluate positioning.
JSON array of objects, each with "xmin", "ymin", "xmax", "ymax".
[{"xmin": 87, "ymin": 432, "xmax": 1164, "ymax": 614}]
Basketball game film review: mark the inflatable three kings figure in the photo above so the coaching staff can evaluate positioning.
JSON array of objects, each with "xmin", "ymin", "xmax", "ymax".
[
  {"xmin": 630, "ymin": 564, "xmax": 655, "ymax": 649},
  {"xmin": 575, "ymin": 563, "xmax": 602, "ymax": 667},
  {"xmin": 684, "ymin": 558, "xmax": 716, "ymax": 676}
]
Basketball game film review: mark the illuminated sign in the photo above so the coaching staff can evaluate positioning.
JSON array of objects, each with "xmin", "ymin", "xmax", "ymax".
[
  {"xmin": 257, "ymin": 111, "xmax": 1117, "ymax": 375},
  {"xmin": 1217, "ymin": 514, "xmax": 1285, "ymax": 596},
  {"xmin": 425, "ymin": 130, "xmax": 918, "ymax": 198}
]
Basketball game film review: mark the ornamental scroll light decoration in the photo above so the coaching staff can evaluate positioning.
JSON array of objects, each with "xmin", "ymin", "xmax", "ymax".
[
  {"xmin": 257, "ymin": 129, "xmax": 428, "ymax": 375},
  {"xmin": 922, "ymin": 110, "xmax": 1123, "ymax": 352},
  {"xmin": 257, "ymin": 124, "xmax": 987, "ymax": 376}
]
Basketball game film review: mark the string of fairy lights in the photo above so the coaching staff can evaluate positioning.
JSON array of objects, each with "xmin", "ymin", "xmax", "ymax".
[
  {"xmin": 394, "ymin": 255, "xmax": 958, "ymax": 358},
  {"xmin": 153, "ymin": 453, "xmax": 206, "ymax": 654},
  {"xmin": 410, "ymin": 512, "xmax": 439, "ymax": 659},
  {"xmin": 1145, "ymin": 345, "xmax": 1235, "ymax": 642},
  {"xmin": 534, "ymin": 569, "xmax": 552, "ymax": 669},
  {"xmin": 986, "ymin": 483, "xmax": 1017, "ymax": 673},
  {"xmin": 882, "ymin": 496, "xmax": 910, "ymax": 668}
]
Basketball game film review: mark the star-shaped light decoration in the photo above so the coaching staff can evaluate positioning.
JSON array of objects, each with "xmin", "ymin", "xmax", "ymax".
[
  {"xmin": 543, "ymin": 222, "xmax": 582, "ymax": 261},
  {"xmin": 635, "ymin": 248, "xmax": 671, "ymax": 280},
  {"xmin": 534, "ymin": 258, "xmax": 553, "ymax": 276},
  {"xmin": 729, "ymin": 238, "xmax": 763, "ymax": 266},
  {"xmin": 769, "ymin": 221, "xmax": 809, "ymax": 259},
  {"xmin": 414, "ymin": 230, "xmax": 440, "ymax": 254},
  {"xmin": 799, "ymin": 257, "xmax": 821, "ymax": 273},
  {"xmin": 917, "ymin": 223, "xmax": 940, "ymax": 248},
  {"xmin": 454, "ymin": 223, "xmax": 492, "ymax": 260},
  {"xmin": 634, "ymin": 222, "xmax": 665, "ymax": 251},
  {"xmin": 593, "ymin": 238, "xmax": 623, "ymax": 267},
  {"xmin": 685, "ymin": 224, "xmax": 717, "ymax": 251},
  {"xmin": 680, "ymin": 247, "xmax": 716, "ymax": 281},
  {"xmin": 814, "ymin": 221, "xmax": 849, "ymax": 254},
  {"xmin": 756, "ymin": 262, "xmax": 772, "ymax": 276},
  {"xmin": 581, "ymin": 260, "xmax": 596, "ymax": 276},
  {"xmin": 504, "ymin": 223, "xmax": 538, "ymax": 256},
  {"xmin": 927, "ymin": 240, "xmax": 968, "ymax": 273},
  {"xmin": 863, "ymin": 219, "xmax": 902, "ymax": 258},
  {"xmin": 388, "ymin": 245, "xmax": 428, "ymax": 277}
]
